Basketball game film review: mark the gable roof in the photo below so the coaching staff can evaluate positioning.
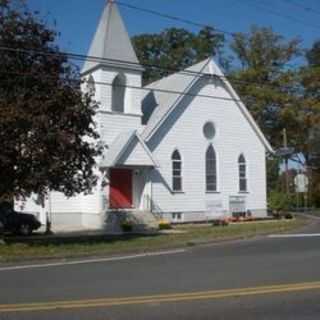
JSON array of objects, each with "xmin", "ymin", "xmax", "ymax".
[
  {"xmin": 141, "ymin": 58, "xmax": 273, "ymax": 153},
  {"xmin": 141, "ymin": 58, "xmax": 212, "ymax": 140},
  {"xmin": 100, "ymin": 130, "xmax": 159, "ymax": 168},
  {"xmin": 82, "ymin": 1, "xmax": 142, "ymax": 75}
]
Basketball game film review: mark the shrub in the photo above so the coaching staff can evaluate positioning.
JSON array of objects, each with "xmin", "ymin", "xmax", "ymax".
[
  {"xmin": 121, "ymin": 221, "xmax": 133, "ymax": 232},
  {"xmin": 285, "ymin": 213, "xmax": 293, "ymax": 220},
  {"xmin": 158, "ymin": 220, "xmax": 172, "ymax": 230},
  {"xmin": 212, "ymin": 219, "xmax": 229, "ymax": 227},
  {"xmin": 268, "ymin": 191, "xmax": 291, "ymax": 213}
]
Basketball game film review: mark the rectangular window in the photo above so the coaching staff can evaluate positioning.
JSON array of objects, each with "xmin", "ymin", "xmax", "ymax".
[{"xmin": 172, "ymin": 212, "xmax": 183, "ymax": 222}]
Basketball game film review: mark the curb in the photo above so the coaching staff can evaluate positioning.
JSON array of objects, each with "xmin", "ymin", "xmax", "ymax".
[{"xmin": 0, "ymin": 216, "xmax": 312, "ymax": 267}]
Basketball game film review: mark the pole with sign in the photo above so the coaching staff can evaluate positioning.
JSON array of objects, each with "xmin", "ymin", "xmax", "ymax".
[{"xmin": 294, "ymin": 173, "xmax": 309, "ymax": 211}]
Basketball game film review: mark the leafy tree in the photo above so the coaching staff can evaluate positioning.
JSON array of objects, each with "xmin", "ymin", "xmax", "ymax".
[
  {"xmin": 268, "ymin": 190, "xmax": 291, "ymax": 213},
  {"xmin": 132, "ymin": 27, "xmax": 225, "ymax": 84},
  {"xmin": 266, "ymin": 157, "xmax": 281, "ymax": 194},
  {"xmin": 303, "ymin": 41, "xmax": 320, "ymax": 164},
  {"xmin": 0, "ymin": 0, "xmax": 100, "ymax": 203},
  {"xmin": 306, "ymin": 40, "xmax": 320, "ymax": 66},
  {"xmin": 229, "ymin": 26, "xmax": 302, "ymax": 150},
  {"xmin": 302, "ymin": 40, "xmax": 320, "ymax": 206}
]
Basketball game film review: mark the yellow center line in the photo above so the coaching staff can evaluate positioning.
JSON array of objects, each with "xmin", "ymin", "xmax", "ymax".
[{"xmin": 1, "ymin": 281, "xmax": 320, "ymax": 313}]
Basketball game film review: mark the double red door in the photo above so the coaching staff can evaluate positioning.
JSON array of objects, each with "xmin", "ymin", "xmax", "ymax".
[{"xmin": 109, "ymin": 168, "xmax": 133, "ymax": 209}]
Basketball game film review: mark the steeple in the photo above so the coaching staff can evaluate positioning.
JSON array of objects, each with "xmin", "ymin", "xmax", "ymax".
[{"xmin": 82, "ymin": 0, "xmax": 142, "ymax": 75}]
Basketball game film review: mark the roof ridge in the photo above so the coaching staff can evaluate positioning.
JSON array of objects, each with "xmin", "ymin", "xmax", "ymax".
[{"xmin": 144, "ymin": 58, "xmax": 212, "ymax": 89}]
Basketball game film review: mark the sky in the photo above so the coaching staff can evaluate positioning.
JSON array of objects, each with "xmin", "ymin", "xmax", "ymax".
[{"xmin": 27, "ymin": 0, "xmax": 320, "ymax": 67}]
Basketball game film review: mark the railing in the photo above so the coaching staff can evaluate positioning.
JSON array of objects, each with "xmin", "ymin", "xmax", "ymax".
[{"xmin": 143, "ymin": 194, "xmax": 163, "ymax": 221}]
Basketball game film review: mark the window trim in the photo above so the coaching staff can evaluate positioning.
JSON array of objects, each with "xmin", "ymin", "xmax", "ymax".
[
  {"xmin": 172, "ymin": 149, "xmax": 183, "ymax": 192},
  {"xmin": 206, "ymin": 144, "xmax": 218, "ymax": 193},
  {"xmin": 203, "ymin": 121, "xmax": 216, "ymax": 140},
  {"xmin": 238, "ymin": 154, "xmax": 248, "ymax": 193},
  {"xmin": 111, "ymin": 73, "xmax": 126, "ymax": 114}
]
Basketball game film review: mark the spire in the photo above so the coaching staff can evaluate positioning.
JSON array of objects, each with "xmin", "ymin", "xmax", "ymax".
[{"xmin": 82, "ymin": 0, "xmax": 142, "ymax": 75}]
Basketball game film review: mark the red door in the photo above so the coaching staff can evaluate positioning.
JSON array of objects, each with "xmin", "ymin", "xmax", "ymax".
[{"xmin": 109, "ymin": 169, "xmax": 133, "ymax": 209}]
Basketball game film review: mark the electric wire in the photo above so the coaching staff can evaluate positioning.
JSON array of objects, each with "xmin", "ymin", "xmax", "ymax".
[{"xmin": 0, "ymin": 46, "xmax": 299, "ymax": 92}]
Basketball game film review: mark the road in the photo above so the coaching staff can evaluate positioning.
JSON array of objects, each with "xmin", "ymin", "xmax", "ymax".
[{"xmin": 1, "ymin": 218, "xmax": 320, "ymax": 319}]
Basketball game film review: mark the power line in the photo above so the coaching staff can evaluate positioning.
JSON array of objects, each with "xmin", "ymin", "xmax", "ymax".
[
  {"xmin": 0, "ymin": 70, "xmax": 245, "ymax": 104},
  {"xmin": 115, "ymin": 1, "xmax": 302, "ymax": 70},
  {"xmin": 116, "ymin": 0, "xmax": 236, "ymax": 38},
  {"xmin": 279, "ymin": 0, "xmax": 320, "ymax": 16},
  {"xmin": 0, "ymin": 46, "xmax": 299, "ymax": 92},
  {"xmin": 240, "ymin": 0, "xmax": 320, "ymax": 30},
  {"xmin": 118, "ymin": 0, "xmax": 320, "ymax": 33}
]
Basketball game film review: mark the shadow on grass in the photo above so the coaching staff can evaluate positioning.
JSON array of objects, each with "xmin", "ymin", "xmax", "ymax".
[{"xmin": 3, "ymin": 232, "xmax": 161, "ymax": 247}]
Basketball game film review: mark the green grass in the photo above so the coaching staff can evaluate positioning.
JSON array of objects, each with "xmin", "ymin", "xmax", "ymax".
[{"xmin": 0, "ymin": 218, "xmax": 307, "ymax": 263}]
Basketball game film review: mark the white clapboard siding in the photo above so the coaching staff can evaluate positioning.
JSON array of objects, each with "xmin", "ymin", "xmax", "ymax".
[
  {"xmin": 147, "ymin": 77, "xmax": 267, "ymax": 215},
  {"xmin": 118, "ymin": 137, "xmax": 154, "ymax": 166}
]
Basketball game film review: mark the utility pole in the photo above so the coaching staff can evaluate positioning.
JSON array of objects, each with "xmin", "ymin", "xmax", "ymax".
[{"xmin": 283, "ymin": 128, "xmax": 290, "ymax": 195}]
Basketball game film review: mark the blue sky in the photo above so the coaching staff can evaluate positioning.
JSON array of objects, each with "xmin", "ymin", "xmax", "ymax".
[{"xmin": 27, "ymin": 0, "xmax": 320, "ymax": 64}]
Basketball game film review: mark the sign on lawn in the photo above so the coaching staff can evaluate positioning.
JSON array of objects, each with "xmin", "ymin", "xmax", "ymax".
[
  {"xmin": 294, "ymin": 173, "xmax": 309, "ymax": 193},
  {"xmin": 229, "ymin": 196, "xmax": 246, "ymax": 213}
]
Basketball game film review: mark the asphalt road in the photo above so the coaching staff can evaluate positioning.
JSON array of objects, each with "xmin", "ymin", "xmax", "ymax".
[{"xmin": 1, "ymin": 218, "xmax": 320, "ymax": 319}]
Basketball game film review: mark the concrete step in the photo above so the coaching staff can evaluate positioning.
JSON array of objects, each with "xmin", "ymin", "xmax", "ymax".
[{"xmin": 105, "ymin": 210, "xmax": 159, "ymax": 232}]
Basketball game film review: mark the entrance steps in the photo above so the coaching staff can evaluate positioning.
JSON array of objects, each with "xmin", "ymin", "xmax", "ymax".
[{"xmin": 104, "ymin": 210, "xmax": 159, "ymax": 233}]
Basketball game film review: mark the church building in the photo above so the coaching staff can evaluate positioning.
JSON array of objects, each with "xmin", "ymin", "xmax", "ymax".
[{"xmin": 19, "ymin": 1, "xmax": 273, "ymax": 231}]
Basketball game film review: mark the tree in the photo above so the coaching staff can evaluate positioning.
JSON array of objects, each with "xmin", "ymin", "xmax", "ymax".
[
  {"xmin": 266, "ymin": 157, "xmax": 281, "ymax": 194},
  {"xmin": 302, "ymin": 40, "xmax": 320, "ymax": 206},
  {"xmin": 229, "ymin": 26, "xmax": 303, "ymax": 150},
  {"xmin": 132, "ymin": 27, "xmax": 225, "ymax": 84},
  {"xmin": 0, "ymin": 0, "xmax": 100, "ymax": 203}
]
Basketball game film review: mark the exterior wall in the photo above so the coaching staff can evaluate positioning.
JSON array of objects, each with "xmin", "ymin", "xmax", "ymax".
[
  {"xmin": 16, "ymin": 174, "xmax": 107, "ymax": 231},
  {"xmin": 132, "ymin": 168, "xmax": 152, "ymax": 210},
  {"xmin": 84, "ymin": 67, "xmax": 143, "ymax": 149},
  {"xmin": 15, "ymin": 196, "xmax": 46, "ymax": 225},
  {"xmin": 118, "ymin": 137, "xmax": 154, "ymax": 167},
  {"xmin": 148, "ymin": 77, "xmax": 267, "ymax": 218},
  {"xmin": 99, "ymin": 67, "xmax": 142, "ymax": 115},
  {"xmin": 99, "ymin": 112, "xmax": 141, "ymax": 148}
]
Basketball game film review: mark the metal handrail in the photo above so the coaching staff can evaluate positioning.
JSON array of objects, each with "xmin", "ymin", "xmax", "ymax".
[{"xmin": 143, "ymin": 194, "xmax": 163, "ymax": 220}]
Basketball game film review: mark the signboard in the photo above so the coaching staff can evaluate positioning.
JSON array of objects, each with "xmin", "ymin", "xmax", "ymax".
[
  {"xmin": 229, "ymin": 196, "xmax": 246, "ymax": 213},
  {"xmin": 294, "ymin": 174, "xmax": 309, "ymax": 193},
  {"xmin": 206, "ymin": 200, "xmax": 223, "ymax": 218},
  {"xmin": 206, "ymin": 200, "xmax": 223, "ymax": 212}
]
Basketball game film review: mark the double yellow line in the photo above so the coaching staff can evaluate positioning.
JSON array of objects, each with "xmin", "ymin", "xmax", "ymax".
[{"xmin": 1, "ymin": 281, "xmax": 320, "ymax": 313}]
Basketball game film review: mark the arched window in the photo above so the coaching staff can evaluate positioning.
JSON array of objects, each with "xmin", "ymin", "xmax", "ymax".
[
  {"xmin": 172, "ymin": 150, "xmax": 182, "ymax": 192},
  {"xmin": 206, "ymin": 145, "xmax": 217, "ymax": 192},
  {"xmin": 112, "ymin": 74, "xmax": 126, "ymax": 113},
  {"xmin": 238, "ymin": 154, "xmax": 247, "ymax": 192}
]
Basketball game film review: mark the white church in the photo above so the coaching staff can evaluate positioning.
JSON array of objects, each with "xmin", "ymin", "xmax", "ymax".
[{"xmin": 19, "ymin": 1, "xmax": 273, "ymax": 231}]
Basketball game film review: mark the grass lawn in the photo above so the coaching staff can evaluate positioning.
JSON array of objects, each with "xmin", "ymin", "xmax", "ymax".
[{"xmin": 0, "ymin": 217, "xmax": 307, "ymax": 263}]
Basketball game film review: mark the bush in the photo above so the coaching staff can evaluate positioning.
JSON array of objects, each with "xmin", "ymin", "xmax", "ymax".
[
  {"xmin": 285, "ymin": 213, "xmax": 293, "ymax": 220},
  {"xmin": 121, "ymin": 221, "xmax": 133, "ymax": 232},
  {"xmin": 212, "ymin": 219, "xmax": 229, "ymax": 227},
  {"xmin": 158, "ymin": 220, "xmax": 172, "ymax": 230},
  {"xmin": 268, "ymin": 191, "xmax": 291, "ymax": 213}
]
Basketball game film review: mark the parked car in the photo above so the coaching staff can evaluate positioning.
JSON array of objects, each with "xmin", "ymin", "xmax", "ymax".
[{"xmin": 0, "ymin": 203, "xmax": 41, "ymax": 236}]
